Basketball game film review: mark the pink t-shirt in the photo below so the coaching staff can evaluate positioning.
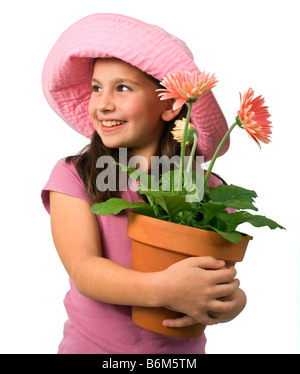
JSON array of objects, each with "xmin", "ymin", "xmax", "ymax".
[{"xmin": 42, "ymin": 159, "xmax": 207, "ymax": 354}]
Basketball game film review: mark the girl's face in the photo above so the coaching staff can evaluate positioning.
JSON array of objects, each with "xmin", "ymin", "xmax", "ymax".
[{"xmin": 89, "ymin": 58, "xmax": 172, "ymax": 161}]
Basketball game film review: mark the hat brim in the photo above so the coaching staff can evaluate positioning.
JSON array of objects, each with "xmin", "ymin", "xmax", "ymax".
[{"xmin": 42, "ymin": 13, "xmax": 229, "ymax": 161}]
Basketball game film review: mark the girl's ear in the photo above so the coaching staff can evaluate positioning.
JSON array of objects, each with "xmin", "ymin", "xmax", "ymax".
[{"xmin": 161, "ymin": 100, "xmax": 182, "ymax": 122}]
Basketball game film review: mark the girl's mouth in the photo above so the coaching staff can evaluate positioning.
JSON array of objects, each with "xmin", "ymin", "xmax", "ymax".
[
  {"xmin": 100, "ymin": 120, "xmax": 127, "ymax": 132},
  {"xmin": 101, "ymin": 120, "xmax": 125, "ymax": 127}
]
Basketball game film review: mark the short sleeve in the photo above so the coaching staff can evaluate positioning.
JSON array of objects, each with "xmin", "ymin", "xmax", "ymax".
[{"xmin": 41, "ymin": 158, "xmax": 90, "ymax": 214}]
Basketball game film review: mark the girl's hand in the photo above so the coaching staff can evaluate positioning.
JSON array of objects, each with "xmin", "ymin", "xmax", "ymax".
[
  {"xmin": 163, "ymin": 287, "xmax": 247, "ymax": 328},
  {"xmin": 208, "ymin": 287, "xmax": 247, "ymax": 323},
  {"xmin": 155, "ymin": 256, "xmax": 241, "ymax": 326}
]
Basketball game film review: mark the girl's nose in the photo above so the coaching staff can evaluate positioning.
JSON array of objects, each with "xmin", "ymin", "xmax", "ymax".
[{"xmin": 96, "ymin": 91, "xmax": 116, "ymax": 113}]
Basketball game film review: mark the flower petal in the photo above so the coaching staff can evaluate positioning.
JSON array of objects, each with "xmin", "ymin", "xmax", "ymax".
[
  {"xmin": 157, "ymin": 70, "xmax": 217, "ymax": 106},
  {"xmin": 238, "ymin": 88, "xmax": 272, "ymax": 147}
]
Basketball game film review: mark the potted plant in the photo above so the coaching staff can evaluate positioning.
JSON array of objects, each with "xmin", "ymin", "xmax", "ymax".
[{"xmin": 91, "ymin": 71, "xmax": 285, "ymax": 338}]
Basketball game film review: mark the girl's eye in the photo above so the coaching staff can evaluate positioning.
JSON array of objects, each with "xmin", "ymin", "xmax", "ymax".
[
  {"xmin": 92, "ymin": 85, "xmax": 103, "ymax": 92},
  {"xmin": 91, "ymin": 85, "xmax": 130, "ymax": 93},
  {"xmin": 117, "ymin": 85, "xmax": 130, "ymax": 92}
]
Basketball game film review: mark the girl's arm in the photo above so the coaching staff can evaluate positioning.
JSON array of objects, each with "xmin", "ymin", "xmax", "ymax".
[
  {"xmin": 50, "ymin": 191, "xmax": 160, "ymax": 308},
  {"xmin": 50, "ymin": 191, "xmax": 241, "ymax": 326}
]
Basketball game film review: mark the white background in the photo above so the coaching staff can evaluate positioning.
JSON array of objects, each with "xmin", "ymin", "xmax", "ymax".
[{"xmin": 0, "ymin": 0, "xmax": 299, "ymax": 354}]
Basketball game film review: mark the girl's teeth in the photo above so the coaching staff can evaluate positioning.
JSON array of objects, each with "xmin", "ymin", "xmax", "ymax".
[{"xmin": 102, "ymin": 120, "xmax": 124, "ymax": 127}]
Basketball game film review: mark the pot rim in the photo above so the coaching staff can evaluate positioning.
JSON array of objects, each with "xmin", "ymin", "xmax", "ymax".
[{"xmin": 127, "ymin": 211, "xmax": 249, "ymax": 261}]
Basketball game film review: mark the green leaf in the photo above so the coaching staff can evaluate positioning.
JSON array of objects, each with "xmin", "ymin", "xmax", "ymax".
[
  {"xmin": 194, "ymin": 224, "xmax": 244, "ymax": 243},
  {"xmin": 209, "ymin": 184, "xmax": 258, "ymax": 211},
  {"xmin": 184, "ymin": 170, "xmax": 205, "ymax": 202},
  {"xmin": 216, "ymin": 211, "xmax": 286, "ymax": 232},
  {"xmin": 162, "ymin": 194, "xmax": 195, "ymax": 220},
  {"xmin": 138, "ymin": 189, "xmax": 195, "ymax": 221},
  {"xmin": 138, "ymin": 189, "xmax": 178, "ymax": 197},
  {"xmin": 159, "ymin": 169, "xmax": 204, "ymax": 202},
  {"xmin": 117, "ymin": 163, "xmax": 159, "ymax": 191},
  {"xmin": 117, "ymin": 163, "xmax": 137, "ymax": 175},
  {"xmin": 133, "ymin": 205, "xmax": 159, "ymax": 217},
  {"xmin": 91, "ymin": 198, "xmax": 151, "ymax": 216},
  {"xmin": 160, "ymin": 169, "xmax": 182, "ymax": 192},
  {"xmin": 211, "ymin": 228, "xmax": 243, "ymax": 243},
  {"xmin": 197, "ymin": 201, "xmax": 227, "ymax": 226}
]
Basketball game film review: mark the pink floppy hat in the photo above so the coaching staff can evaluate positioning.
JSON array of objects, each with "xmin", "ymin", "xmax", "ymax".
[{"xmin": 42, "ymin": 13, "xmax": 229, "ymax": 161}]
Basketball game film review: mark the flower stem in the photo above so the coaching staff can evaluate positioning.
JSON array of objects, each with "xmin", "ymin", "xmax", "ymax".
[
  {"xmin": 180, "ymin": 102, "xmax": 193, "ymax": 171},
  {"xmin": 204, "ymin": 122, "xmax": 238, "ymax": 189},
  {"xmin": 186, "ymin": 133, "xmax": 198, "ymax": 174}
]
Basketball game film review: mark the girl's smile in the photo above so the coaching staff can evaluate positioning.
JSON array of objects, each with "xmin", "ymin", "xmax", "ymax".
[
  {"xmin": 101, "ymin": 120, "xmax": 126, "ymax": 128},
  {"xmin": 100, "ymin": 119, "xmax": 128, "ymax": 132},
  {"xmin": 88, "ymin": 58, "xmax": 177, "ymax": 161}
]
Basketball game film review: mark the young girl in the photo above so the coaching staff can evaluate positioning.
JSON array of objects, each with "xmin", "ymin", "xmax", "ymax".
[{"xmin": 41, "ymin": 13, "xmax": 246, "ymax": 354}]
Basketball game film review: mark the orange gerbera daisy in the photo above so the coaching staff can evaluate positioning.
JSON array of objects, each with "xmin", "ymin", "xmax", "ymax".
[
  {"xmin": 157, "ymin": 70, "xmax": 218, "ymax": 110},
  {"xmin": 237, "ymin": 88, "xmax": 272, "ymax": 148}
]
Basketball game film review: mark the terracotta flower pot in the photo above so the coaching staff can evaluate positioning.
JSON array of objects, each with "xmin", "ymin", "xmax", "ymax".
[{"xmin": 127, "ymin": 211, "xmax": 249, "ymax": 339}]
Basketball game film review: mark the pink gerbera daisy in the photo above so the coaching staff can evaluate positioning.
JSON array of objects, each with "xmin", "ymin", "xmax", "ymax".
[
  {"xmin": 157, "ymin": 70, "xmax": 218, "ymax": 110},
  {"xmin": 237, "ymin": 88, "xmax": 272, "ymax": 148}
]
